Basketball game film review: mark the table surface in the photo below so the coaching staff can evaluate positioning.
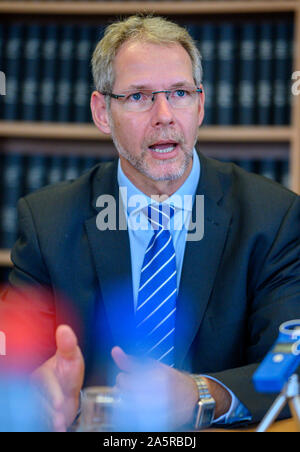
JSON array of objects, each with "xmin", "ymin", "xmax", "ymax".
[{"xmin": 210, "ymin": 418, "xmax": 298, "ymax": 432}]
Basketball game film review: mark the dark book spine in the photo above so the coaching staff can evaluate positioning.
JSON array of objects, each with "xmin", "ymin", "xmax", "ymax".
[
  {"xmin": 56, "ymin": 25, "xmax": 75, "ymax": 122},
  {"xmin": 47, "ymin": 156, "xmax": 65, "ymax": 185},
  {"xmin": 238, "ymin": 23, "xmax": 256, "ymax": 125},
  {"xmin": 0, "ymin": 24, "xmax": 4, "ymax": 60},
  {"xmin": 80, "ymin": 157, "xmax": 98, "ymax": 175},
  {"xmin": 199, "ymin": 24, "xmax": 217, "ymax": 126},
  {"xmin": 273, "ymin": 22, "xmax": 293, "ymax": 125},
  {"xmin": 40, "ymin": 24, "xmax": 58, "ymax": 122},
  {"xmin": 216, "ymin": 23, "xmax": 237, "ymax": 125},
  {"xmin": 73, "ymin": 25, "xmax": 93, "ymax": 123},
  {"xmin": 279, "ymin": 160, "xmax": 290, "ymax": 188},
  {"xmin": 24, "ymin": 155, "xmax": 46, "ymax": 194},
  {"xmin": 0, "ymin": 153, "xmax": 24, "ymax": 249},
  {"xmin": 3, "ymin": 24, "xmax": 24, "ymax": 120},
  {"xmin": 21, "ymin": 25, "xmax": 42, "ymax": 121},
  {"xmin": 258, "ymin": 159, "xmax": 277, "ymax": 181},
  {"xmin": 257, "ymin": 23, "xmax": 274, "ymax": 125},
  {"xmin": 0, "ymin": 24, "xmax": 5, "ymax": 107},
  {"xmin": 64, "ymin": 156, "xmax": 80, "ymax": 180}
]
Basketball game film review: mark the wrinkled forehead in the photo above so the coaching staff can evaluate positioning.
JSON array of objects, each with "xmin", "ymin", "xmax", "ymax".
[{"xmin": 112, "ymin": 39, "xmax": 195, "ymax": 91}]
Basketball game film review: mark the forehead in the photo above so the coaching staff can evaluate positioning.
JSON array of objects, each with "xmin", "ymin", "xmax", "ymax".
[{"xmin": 113, "ymin": 40, "xmax": 194, "ymax": 90}]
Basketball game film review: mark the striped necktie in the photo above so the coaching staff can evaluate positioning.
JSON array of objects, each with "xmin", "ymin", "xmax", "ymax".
[{"xmin": 135, "ymin": 203, "xmax": 177, "ymax": 367}]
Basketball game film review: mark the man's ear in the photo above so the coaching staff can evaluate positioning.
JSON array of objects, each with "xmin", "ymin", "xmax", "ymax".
[
  {"xmin": 198, "ymin": 84, "xmax": 205, "ymax": 127},
  {"xmin": 90, "ymin": 90, "xmax": 112, "ymax": 135}
]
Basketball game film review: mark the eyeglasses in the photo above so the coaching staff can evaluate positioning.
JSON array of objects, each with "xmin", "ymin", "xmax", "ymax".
[{"xmin": 101, "ymin": 86, "xmax": 202, "ymax": 112}]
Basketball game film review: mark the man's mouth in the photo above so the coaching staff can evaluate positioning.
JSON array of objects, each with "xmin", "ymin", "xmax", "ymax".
[{"xmin": 148, "ymin": 142, "xmax": 178, "ymax": 154}]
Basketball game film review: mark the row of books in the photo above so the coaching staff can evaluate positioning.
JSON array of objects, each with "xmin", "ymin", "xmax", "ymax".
[
  {"xmin": 0, "ymin": 152, "xmax": 104, "ymax": 249},
  {"xmin": 0, "ymin": 20, "xmax": 294, "ymax": 125},
  {"xmin": 0, "ymin": 151, "xmax": 289, "ymax": 249},
  {"xmin": 0, "ymin": 23, "xmax": 103, "ymax": 123},
  {"xmin": 190, "ymin": 21, "xmax": 294, "ymax": 125}
]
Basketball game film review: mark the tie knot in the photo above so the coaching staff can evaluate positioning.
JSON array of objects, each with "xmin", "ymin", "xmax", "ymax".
[{"xmin": 146, "ymin": 203, "xmax": 175, "ymax": 230}]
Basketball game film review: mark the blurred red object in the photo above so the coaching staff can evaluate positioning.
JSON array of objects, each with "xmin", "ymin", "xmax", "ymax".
[{"xmin": 0, "ymin": 284, "xmax": 77, "ymax": 375}]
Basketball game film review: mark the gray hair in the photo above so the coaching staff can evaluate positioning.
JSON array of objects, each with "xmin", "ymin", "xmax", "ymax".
[{"xmin": 91, "ymin": 15, "xmax": 203, "ymax": 96}]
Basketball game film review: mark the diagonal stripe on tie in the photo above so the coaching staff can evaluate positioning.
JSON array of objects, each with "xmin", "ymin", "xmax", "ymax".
[
  {"xmin": 136, "ymin": 203, "xmax": 177, "ymax": 366},
  {"xmin": 138, "ymin": 252, "xmax": 176, "ymax": 292}
]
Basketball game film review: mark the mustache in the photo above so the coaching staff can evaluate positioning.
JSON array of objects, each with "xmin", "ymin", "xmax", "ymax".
[{"xmin": 143, "ymin": 130, "xmax": 185, "ymax": 148}]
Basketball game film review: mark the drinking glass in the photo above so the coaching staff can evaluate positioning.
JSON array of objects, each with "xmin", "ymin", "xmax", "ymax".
[{"xmin": 78, "ymin": 386, "xmax": 118, "ymax": 432}]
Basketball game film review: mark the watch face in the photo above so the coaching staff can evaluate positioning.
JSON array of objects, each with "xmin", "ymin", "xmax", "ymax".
[
  {"xmin": 197, "ymin": 401, "xmax": 215, "ymax": 428},
  {"xmin": 201, "ymin": 406, "xmax": 215, "ymax": 426}
]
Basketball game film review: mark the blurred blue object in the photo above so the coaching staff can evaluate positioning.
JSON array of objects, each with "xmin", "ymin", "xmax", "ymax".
[{"xmin": 0, "ymin": 376, "xmax": 49, "ymax": 432}]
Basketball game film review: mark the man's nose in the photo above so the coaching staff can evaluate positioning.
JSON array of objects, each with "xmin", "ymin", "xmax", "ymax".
[{"xmin": 150, "ymin": 93, "xmax": 175, "ymax": 127}]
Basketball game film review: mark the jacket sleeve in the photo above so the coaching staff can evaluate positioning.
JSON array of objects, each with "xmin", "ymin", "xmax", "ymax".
[{"xmin": 209, "ymin": 195, "xmax": 300, "ymax": 424}]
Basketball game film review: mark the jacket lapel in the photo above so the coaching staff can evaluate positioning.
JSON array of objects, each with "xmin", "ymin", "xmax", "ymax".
[
  {"xmin": 84, "ymin": 161, "xmax": 137, "ymax": 353},
  {"xmin": 175, "ymin": 153, "xmax": 233, "ymax": 368}
]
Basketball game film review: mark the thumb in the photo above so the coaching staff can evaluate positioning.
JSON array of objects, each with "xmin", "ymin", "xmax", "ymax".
[
  {"xmin": 56, "ymin": 325, "xmax": 79, "ymax": 361},
  {"xmin": 55, "ymin": 325, "xmax": 84, "ymax": 404}
]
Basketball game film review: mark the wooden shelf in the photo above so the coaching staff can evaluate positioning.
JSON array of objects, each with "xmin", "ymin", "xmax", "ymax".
[
  {"xmin": 0, "ymin": 1, "xmax": 298, "ymax": 15},
  {"xmin": 198, "ymin": 126, "xmax": 292, "ymax": 142},
  {"xmin": 0, "ymin": 122, "xmax": 292, "ymax": 142},
  {"xmin": 0, "ymin": 121, "xmax": 106, "ymax": 141},
  {"xmin": 0, "ymin": 250, "xmax": 12, "ymax": 268}
]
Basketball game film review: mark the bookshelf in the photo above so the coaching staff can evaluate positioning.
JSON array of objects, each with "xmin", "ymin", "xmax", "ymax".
[
  {"xmin": 0, "ymin": 1, "xmax": 298, "ymax": 15},
  {"xmin": 0, "ymin": 0, "xmax": 300, "ymax": 269},
  {"xmin": 0, "ymin": 122, "xmax": 293, "ymax": 142}
]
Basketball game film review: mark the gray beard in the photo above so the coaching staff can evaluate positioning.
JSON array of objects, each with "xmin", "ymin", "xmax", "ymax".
[{"xmin": 108, "ymin": 115, "xmax": 195, "ymax": 182}]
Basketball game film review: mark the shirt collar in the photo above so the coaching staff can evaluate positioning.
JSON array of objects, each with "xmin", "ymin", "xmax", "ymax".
[{"xmin": 117, "ymin": 148, "xmax": 200, "ymax": 216}]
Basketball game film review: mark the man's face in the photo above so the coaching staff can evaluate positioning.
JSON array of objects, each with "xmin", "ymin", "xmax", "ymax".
[{"xmin": 102, "ymin": 41, "xmax": 204, "ymax": 188}]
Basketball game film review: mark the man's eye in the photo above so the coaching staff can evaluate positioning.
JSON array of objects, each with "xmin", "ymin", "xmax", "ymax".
[
  {"xmin": 128, "ymin": 92, "xmax": 144, "ymax": 102},
  {"xmin": 175, "ymin": 90, "xmax": 187, "ymax": 97}
]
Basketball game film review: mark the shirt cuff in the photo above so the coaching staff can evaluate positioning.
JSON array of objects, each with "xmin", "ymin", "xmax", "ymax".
[{"xmin": 202, "ymin": 375, "xmax": 252, "ymax": 425}]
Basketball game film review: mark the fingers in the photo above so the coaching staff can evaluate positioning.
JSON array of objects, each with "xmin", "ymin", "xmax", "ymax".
[
  {"xmin": 115, "ymin": 371, "xmax": 133, "ymax": 391},
  {"xmin": 31, "ymin": 360, "xmax": 64, "ymax": 411},
  {"xmin": 31, "ymin": 363, "xmax": 67, "ymax": 431},
  {"xmin": 30, "ymin": 325, "xmax": 85, "ymax": 431},
  {"xmin": 53, "ymin": 412, "xmax": 67, "ymax": 433},
  {"xmin": 111, "ymin": 346, "xmax": 153, "ymax": 372},
  {"xmin": 111, "ymin": 346, "xmax": 136, "ymax": 372},
  {"xmin": 34, "ymin": 388, "xmax": 67, "ymax": 432}
]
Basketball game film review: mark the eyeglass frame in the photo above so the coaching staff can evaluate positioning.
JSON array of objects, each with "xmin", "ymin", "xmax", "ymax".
[{"xmin": 100, "ymin": 86, "xmax": 203, "ymax": 110}]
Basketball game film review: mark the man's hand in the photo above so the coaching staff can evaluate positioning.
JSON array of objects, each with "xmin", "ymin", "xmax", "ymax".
[
  {"xmin": 111, "ymin": 346, "xmax": 231, "ymax": 430},
  {"xmin": 111, "ymin": 346, "xmax": 198, "ymax": 430},
  {"xmin": 31, "ymin": 325, "xmax": 85, "ymax": 432}
]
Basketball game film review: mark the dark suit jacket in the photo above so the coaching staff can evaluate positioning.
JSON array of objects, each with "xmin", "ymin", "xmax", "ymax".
[{"xmin": 1, "ymin": 152, "xmax": 300, "ymax": 424}]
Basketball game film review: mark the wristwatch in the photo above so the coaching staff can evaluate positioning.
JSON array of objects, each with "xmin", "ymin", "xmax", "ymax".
[{"xmin": 190, "ymin": 375, "xmax": 216, "ymax": 429}]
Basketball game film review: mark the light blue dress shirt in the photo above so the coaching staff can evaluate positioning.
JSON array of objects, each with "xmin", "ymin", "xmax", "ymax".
[{"xmin": 117, "ymin": 149, "xmax": 251, "ymax": 425}]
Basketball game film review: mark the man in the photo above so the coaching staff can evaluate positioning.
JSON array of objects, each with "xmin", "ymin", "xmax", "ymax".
[{"xmin": 1, "ymin": 15, "xmax": 300, "ymax": 432}]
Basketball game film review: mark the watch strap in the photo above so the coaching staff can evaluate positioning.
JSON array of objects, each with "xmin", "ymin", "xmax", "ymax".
[{"xmin": 190, "ymin": 375, "xmax": 216, "ymax": 429}]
